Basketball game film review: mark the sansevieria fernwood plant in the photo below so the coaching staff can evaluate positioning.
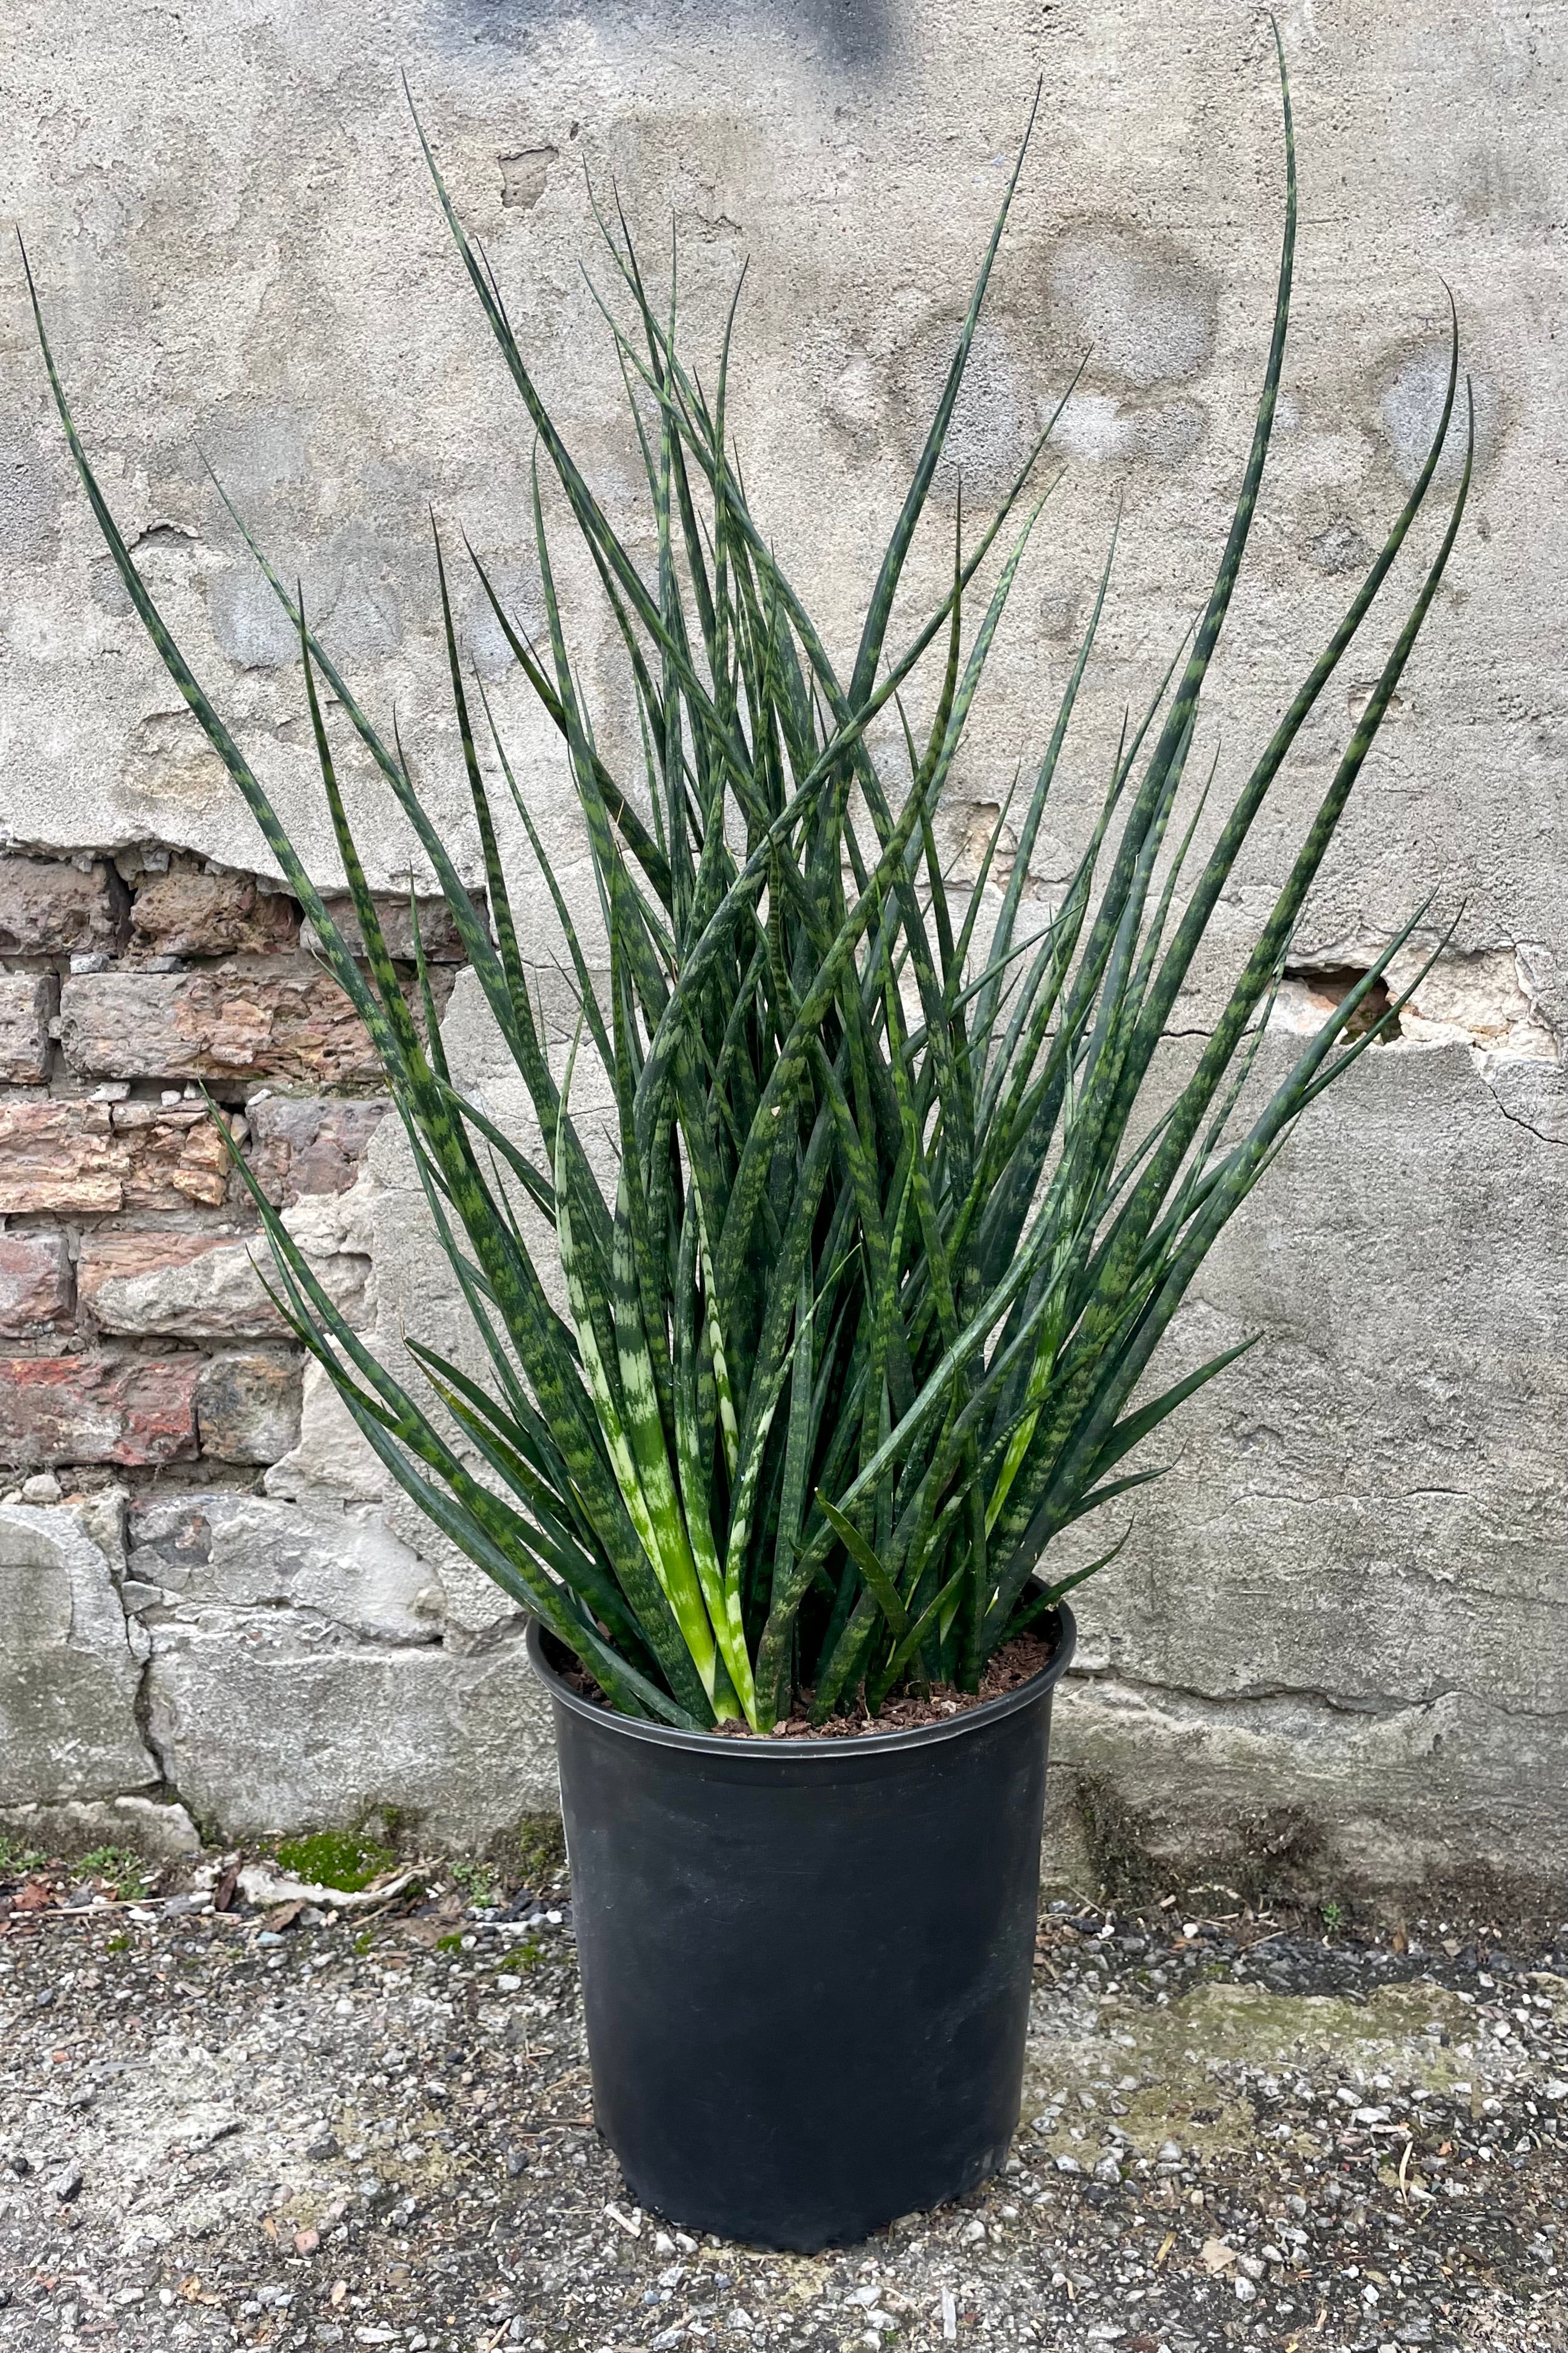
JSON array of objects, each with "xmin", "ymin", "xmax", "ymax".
[{"xmin": 28, "ymin": 53, "xmax": 1469, "ymax": 1733}]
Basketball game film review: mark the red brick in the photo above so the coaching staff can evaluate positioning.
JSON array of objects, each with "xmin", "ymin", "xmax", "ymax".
[
  {"xmin": 130, "ymin": 858, "xmax": 299, "ymax": 958},
  {"xmin": 59, "ymin": 959, "xmax": 382, "ymax": 1086},
  {"xmin": 0, "ymin": 1099, "xmax": 230, "ymax": 1214},
  {"xmin": 0, "ymin": 856, "xmax": 127, "ymax": 956},
  {"xmin": 0, "ymin": 1232, "xmax": 73, "ymax": 1333},
  {"xmin": 0, "ymin": 1353, "xmax": 200, "ymax": 1467}
]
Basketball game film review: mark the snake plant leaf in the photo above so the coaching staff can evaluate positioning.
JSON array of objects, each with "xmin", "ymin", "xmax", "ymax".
[{"xmin": 35, "ymin": 36, "xmax": 1466, "ymax": 1726}]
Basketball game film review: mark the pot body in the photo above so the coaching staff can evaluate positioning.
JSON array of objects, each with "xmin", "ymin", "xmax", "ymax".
[{"xmin": 525, "ymin": 1608, "xmax": 1075, "ymax": 2250}]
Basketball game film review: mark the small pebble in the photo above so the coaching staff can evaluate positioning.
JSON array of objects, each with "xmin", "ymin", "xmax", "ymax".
[{"xmin": 0, "ymin": 1872, "xmax": 1560, "ymax": 2353}]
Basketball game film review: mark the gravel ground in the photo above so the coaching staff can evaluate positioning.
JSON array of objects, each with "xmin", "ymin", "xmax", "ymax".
[{"xmin": 2, "ymin": 1846, "xmax": 1565, "ymax": 2353}]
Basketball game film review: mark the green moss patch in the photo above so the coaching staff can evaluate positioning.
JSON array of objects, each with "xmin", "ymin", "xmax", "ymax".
[
  {"xmin": 275, "ymin": 1830, "xmax": 396, "ymax": 1892},
  {"xmin": 516, "ymin": 1814, "xmax": 567, "ymax": 1884}
]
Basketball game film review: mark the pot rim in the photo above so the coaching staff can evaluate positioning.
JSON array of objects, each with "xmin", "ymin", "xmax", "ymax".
[{"xmin": 524, "ymin": 1596, "xmax": 1075, "ymax": 1761}]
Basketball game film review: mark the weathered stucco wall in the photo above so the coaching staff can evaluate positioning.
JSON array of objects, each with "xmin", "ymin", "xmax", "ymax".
[{"xmin": 1, "ymin": 0, "xmax": 1563, "ymax": 1886}]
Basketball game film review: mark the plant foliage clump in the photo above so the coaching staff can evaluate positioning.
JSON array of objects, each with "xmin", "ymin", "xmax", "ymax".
[{"xmin": 28, "ymin": 49, "xmax": 1469, "ymax": 1733}]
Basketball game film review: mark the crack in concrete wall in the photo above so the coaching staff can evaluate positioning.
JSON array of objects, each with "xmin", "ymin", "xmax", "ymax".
[{"xmin": 1067, "ymin": 1662, "xmax": 1568, "ymax": 1729}]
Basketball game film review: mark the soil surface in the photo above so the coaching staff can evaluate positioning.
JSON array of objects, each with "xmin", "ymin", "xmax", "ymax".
[
  {"xmin": 1, "ymin": 1849, "xmax": 1565, "ymax": 2353},
  {"xmin": 560, "ymin": 1628, "xmax": 1060, "ymax": 1739}
]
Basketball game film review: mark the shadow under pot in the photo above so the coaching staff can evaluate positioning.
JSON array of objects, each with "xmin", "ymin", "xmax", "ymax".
[{"xmin": 525, "ymin": 1601, "xmax": 1076, "ymax": 2251}]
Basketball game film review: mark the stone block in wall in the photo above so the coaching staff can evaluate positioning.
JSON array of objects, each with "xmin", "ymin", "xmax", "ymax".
[
  {"xmin": 0, "ymin": 855, "xmax": 128, "ymax": 956},
  {"xmin": 304, "ymin": 894, "xmax": 474, "ymax": 963},
  {"xmin": 127, "ymin": 1490, "xmax": 442, "ymax": 1644},
  {"xmin": 59, "ymin": 957, "xmax": 379, "ymax": 1086},
  {"xmin": 0, "ymin": 1794, "xmax": 200, "ymax": 1861},
  {"xmin": 0, "ymin": 1099, "xmax": 127, "ymax": 1214},
  {"xmin": 66, "ymin": 1482, "xmax": 130, "ymax": 1575},
  {"xmin": 78, "ymin": 1220, "xmax": 369, "ymax": 1340},
  {"xmin": 0, "ymin": 1098, "xmax": 231, "ymax": 1214},
  {"xmin": 130, "ymin": 858, "xmax": 299, "ymax": 958},
  {"xmin": 264, "ymin": 1353, "xmax": 386, "ymax": 1501},
  {"xmin": 143, "ymin": 1614, "xmax": 553, "ymax": 1845},
  {"xmin": 105, "ymin": 1101, "xmax": 232, "ymax": 1207},
  {"xmin": 0, "ymin": 972, "xmax": 56, "ymax": 1083},
  {"xmin": 1049, "ymin": 1672, "xmax": 1568, "ymax": 1889},
  {"xmin": 77, "ymin": 1230, "xmax": 264, "ymax": 1336},
  {"xmin": 0, "ymin": 1503, "xmax": 157, "ymax": 1803},
  {"xmin": 194, "ymin": 1349, "xmax": 303, "ymax": 1463},
  {"xmin": 246, "ymin": 1095, "xmax": 390, "ymax": 1203},
  {"xmin": 384, "ymin": 1488, "xmax": 520, "ymax": 1637},
  {"xmin": 0, "ymin": 1230, "xmax": 73, "ymax": 1333},
  {"xmin": 0, "ymin": 1354, "xmax": 200, "ymax": 1468}
]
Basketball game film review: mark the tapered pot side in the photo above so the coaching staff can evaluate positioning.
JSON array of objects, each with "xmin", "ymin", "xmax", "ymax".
[{"xmin": 525, "ymin": 1603, "xmax": 1076, "ymax": 2251}]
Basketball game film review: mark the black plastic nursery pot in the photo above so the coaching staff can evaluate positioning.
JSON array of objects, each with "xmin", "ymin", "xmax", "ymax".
[{"xmin": 525, "ymin": 1604, "xmax": 1076, "ymax": 2251}]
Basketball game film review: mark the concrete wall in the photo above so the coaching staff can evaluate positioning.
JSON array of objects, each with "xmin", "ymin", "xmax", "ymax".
[{"xmin": 2, "ymin": 1, "xmax": 1563, "ymax": 1886}]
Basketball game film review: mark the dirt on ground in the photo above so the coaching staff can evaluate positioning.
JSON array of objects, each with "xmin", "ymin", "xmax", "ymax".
[{"xmin": 1, "ymin": 1839, "xmax": 1564, "ymax": 2353}]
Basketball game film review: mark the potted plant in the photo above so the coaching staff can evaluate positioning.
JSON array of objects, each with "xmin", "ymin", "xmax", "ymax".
[{"xmin": 28, "ymin": 44, "xmax": 1467, "ymax": 2251}]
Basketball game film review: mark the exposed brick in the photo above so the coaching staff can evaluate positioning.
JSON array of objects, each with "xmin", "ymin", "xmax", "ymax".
[
  {"xmin": 195, "ymin": 1349, "xmax": 303, "ymax": 1464},
  {"xmin": 104, "ymin": 1101, "xmax": 231, "ymax": 1208},
  {"xmin": 0, "ymin": 1099, "xmax": 116, "ymax": 1212},
  {"xmin": 0, "ymin": 1353, "xmax": 200, "ymax": 1468},
  {"xmin": 78, "ymin": 1229, "xmax": 239, "ymax": 1322},
  {"xmin": 0, "ymin": 1099, "xmax": 230, "ymax": 1215},
  {"xmin": 305, "ymin": 893, "xmax": 475, "ymax": 963},
  {"xmin": 0, "ymin": 973, "xmax": 56, "ymax": 1084},
  {"xmin": 246, "ymin": 1096, "xmax": 391, "ymax": 1203},
  {"xmin": 0, "ymin": 1231, "xmax": 73, "ymax": 1333},
  {"xmin": 130, "ymin": 857, "xmax": 299, "ymax": 958},
  {"xmin": 0, "ymin": 855, "xmax": 127, "ymax": 956},
  {"xmin": 78, "ymin": 1224, "xmax": 368, "ymax": 1339},
  {"xmin": 78, "ymin": 1230, "xmax": 271, "ymax": 1339},
  {"xmin": 59, "ymin": 959, "xmax": 382, "ymax": 1086}
]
